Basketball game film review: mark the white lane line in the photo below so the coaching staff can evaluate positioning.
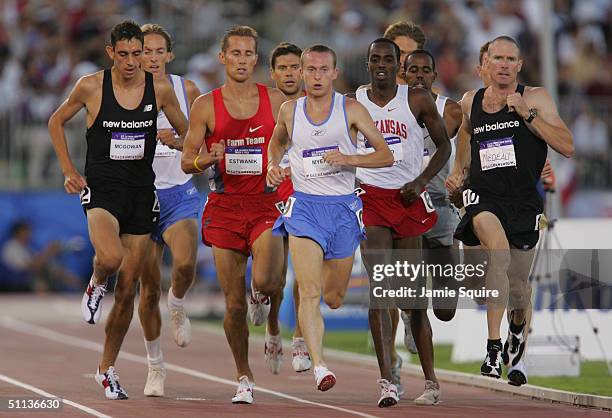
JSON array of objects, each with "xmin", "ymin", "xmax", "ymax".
[
  {"xmin": 0, "ymin": 317, "xmax": 381, "ymax": 418},
  {"xmin": 0, "ymin": 373, "xmax": 112, "ymax": 418}
]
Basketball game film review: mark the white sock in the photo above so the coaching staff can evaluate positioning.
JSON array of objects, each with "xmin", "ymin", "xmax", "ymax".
[
  {"xmin": 168, "ymin": 287, "xmax": 184, "ymax": 310},
  {"xmin": 144, "ymin": 336, "xmax": 163, "ymax": 365}
]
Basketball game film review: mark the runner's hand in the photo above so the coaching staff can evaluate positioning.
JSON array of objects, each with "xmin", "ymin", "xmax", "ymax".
[
  {"xmin": 209, "ymin": 140, "xmax": 225, "ymax": 162},
  {"xmin": 400, "ymin": 178, "xmax": 426, "ymax": 204},
  {"xmin": 64, "ymin": 170, "xmax": 87, "ymax": 194},
  {"xmin": 323, "ymin": 150, "xmax": 350, "ymax": 167},
  {"xmin": 446, "ymin": 169, "xmax": 464, "ymax": 194},
  {"xmin": 267, "ymin": 164, "xmax": 285, "ymax": 187},
  {"xmin": 506, "ymin": 93, "xmax": 529, "ymax": 119},
  {"xmin": 157, "ymin": 129, "xmax": 179, "ymax": 149}
]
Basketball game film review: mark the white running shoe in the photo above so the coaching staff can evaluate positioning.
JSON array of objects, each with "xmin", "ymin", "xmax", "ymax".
[
  {"xmin": 291, "ymin": 337, "xmax": 312, "ymax": 372},
  {"xmin": 95, "ymin": 366, "xmax": 128, "ymax": 400},
  {"xmin": 377, "ymin": 379, "xmax": 399, "ymax": 408},
  {"xmin": 390, "ymin": 356, "xmax": 404, "ymax": 397},
  {"xmin": 248, "ymin": 282, "xmax": 270, "ymax": 326},
  {"xmin": 168, "ymin": 288, "xmax": 192, "ymax": 347},
  {"xmin": 314, "ymin": 365, "xmax": 336, "ymax": 392},
  {"xmin": 81, "ymin": 278, "xmax": 106, "ymax": 324},
  {"xmin": 231, "ymin": 376, "xmax": 254, "ymax": 404},
  {"xmin": 507, "ymin": 359, "xmax": 528, "ymax": 386},
  {"xmin": 414, "ymin": 380, "xmax": 440, "ymax": 405},
  {"xmin": 143, "ymin": 363, "xmax": 166, "ymax": 397},
  {"xmin": 503, "ymin": 312, "xmax": 526, "ymax": 368},
  {"xmin": 401, "ymin": 311, "xmax": 418, "ymax": 354},
  {"xmin": 264, "ymin": 331, "xmax": 283, "ymax": 374}
]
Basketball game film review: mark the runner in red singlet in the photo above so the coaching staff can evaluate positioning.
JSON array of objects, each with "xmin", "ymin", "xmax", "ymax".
[{"xmin": 181, "ymin": 26, "xmax": 287, "ymax": 404}]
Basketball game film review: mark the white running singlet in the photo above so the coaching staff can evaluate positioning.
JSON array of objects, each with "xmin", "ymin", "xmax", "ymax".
[
  {"xmin": 289, "ymin": 92, "xmax": 356, "ymax": 195},
  {"xmin": 153, "ymin": 74, "xmax": 192, "ymax": 189},
  {"xmin": 356, "ymin": 85, "xmax": 424, "ymax": 189}
]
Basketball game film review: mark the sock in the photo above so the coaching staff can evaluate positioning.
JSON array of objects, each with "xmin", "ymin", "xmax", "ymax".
[
  {"xmin": 91, "ymin": 273, "xmax": 107, "ymax": 287},
  {"xmin": 509, "ymin": 319, "xmax": 526, "ymax": 334},
  {"xmin": 145, "ymin": 336, "xmax": 163, "ymax": 365},
  {"xmin": 487, "ymin": 338, "xmax": 502, "ymax": 351},
  {"xmin": 168, "ymin": 287, "xmax": 184, "ymax": 310}
]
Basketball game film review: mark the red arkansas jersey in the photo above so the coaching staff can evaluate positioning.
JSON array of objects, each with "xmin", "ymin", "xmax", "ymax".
[{"xmin": 206, "ymin": 83, "xmax": 276, "ymax": 195}]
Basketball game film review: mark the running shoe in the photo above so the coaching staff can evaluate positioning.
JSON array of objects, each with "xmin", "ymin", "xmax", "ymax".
[
  {"xmin": 292, "ymin": 337, "xmax": 312, "ymax": 372},
  {"xmin": 81, "ymin": 278, "xmax": 106, "ymax": 324},
  {"xmin": 314, "ymin": 365, "xmax": 336, "ymax": 392},
  {"xmin": 507, "ymin": 359, "xmax": 528, "ymax": 386},
  {"xmin": 143, "ymin": 363, "xmax": 166, "ymax": 397},
  {"xmin": 95, "ymin": 366, "xmax": 128, "ymax": 400},
  {"xmin": 414, "ymin": 380, "xmax": 440, "ymax": 405},
  {"xmin": 265, "ymin": 330, "xmax": 283, "ymax": 374},
  {"xmin": 401, "ymin": 311, "xmax": 418, "ymax": 354},
  {"xmin": 502, "ymin": 312, "xmax": 526, "ymax": 368},
  {"xmin": 481, "ymin": 343, "xmax": 503, "ymax": 378},
  {"xmin": 377, "ymin": 379, "xmax": 399, "ymax": 408},
  {"xmin": 168, "ymin": 288, "xmax": 192, "ymax": 347},
  {"xmin": 248, "ymin": 281, "xmax": 270, "ymax": 326},
  {"xmin": 231, "ymin": 375, "xmax": 254, "ymax": 404},
  {"xmin": 390, "ymin": 356, "xmax": 405, "ymax": 397}
]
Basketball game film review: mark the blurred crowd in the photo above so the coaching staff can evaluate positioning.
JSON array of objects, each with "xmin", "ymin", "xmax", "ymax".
[{"xmin": 0, "ymin": 0, "xmax": 610, "ymax": 192}]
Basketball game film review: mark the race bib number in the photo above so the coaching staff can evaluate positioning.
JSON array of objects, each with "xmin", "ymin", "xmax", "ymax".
[
  {"xmin": 420, "ymin": 191, "xmax": 435, "ymax": 214},
  {"xmin": 462, "ymin": 189, "xmax": 480, "ymax": 208},
  {"xmin": 479, "ymin": 137, "xmax": 516, "ymax": 171},
  {"xmin": 302, "ymin": 145, "xmax": 341, "ymax": 179},
  {"xmin": 225, "ymin": 147, "xmax": 263, "ymax": 175},
  {"xmin": 365, "ymin": 136, "xmax": 403, "ymax": 165},
  {"xmin": 283, "ymin": 196, "xmax": 296, "ymax": 218},
  {"xmin": 80, "ymin": 187, "xmax": 91, "ymax": 206},
  {"xmin": 110, "ymin": 132, "xmax": 146, "ymax": 160}
]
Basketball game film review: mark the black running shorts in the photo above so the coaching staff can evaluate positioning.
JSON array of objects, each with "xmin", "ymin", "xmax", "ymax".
[
  {"xmin": 80, "ymin": 185, "xmax": 159, "ymax": 235},
  {"xmin": 454, "ymin": 188, "xmax": 542, "ymax": 250}
]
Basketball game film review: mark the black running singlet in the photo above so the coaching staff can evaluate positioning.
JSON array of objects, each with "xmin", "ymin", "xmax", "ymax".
[
  {"xmin": 85, "ymin": 69, "xmax": 158, "ymax": 189},
  {"xmin": 469, "ymin": 85, "xmax": 547, "ymax": 201}
]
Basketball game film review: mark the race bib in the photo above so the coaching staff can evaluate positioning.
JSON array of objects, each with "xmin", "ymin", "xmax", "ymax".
[
  {"xmin": 365, "ymin": 136, "xmax": 403, "ymax": 165},
  {"xmin": 479, "ymin": 137, "xmax": 516, "ymax": 171},
  {"xmin": 110, "ymin": 132, "xmax": 145, "ymax": 160},
  {"xmin": 302, "ymin": 145, "xmax": 341, "ymax": 179},
  {"xmin": 154, "ymin": 141, "xmax": 177, "ymax": 157},
  {"xmin": 225, "ymin": 147, "xmax": 263, "ymax": 175}
]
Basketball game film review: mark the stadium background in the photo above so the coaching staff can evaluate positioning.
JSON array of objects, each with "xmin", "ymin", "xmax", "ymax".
[{"xmin": 0, "ymin": 0, "xmax": 610, "ymax": 396}]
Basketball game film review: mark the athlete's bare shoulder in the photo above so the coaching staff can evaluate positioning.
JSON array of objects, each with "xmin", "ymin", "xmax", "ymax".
[
  {"xmin": 444, "ymin": 98, "xmax": 462, "ymax": 120},
  {"xmin": 191, "ymin": 90, "xmax": 214, "ymax": 110},
  {"xmin": 459, "ymin": 89, "xmax": 478, "ymax": 114},
  {"xmin": 278, "ymin": 98, "xmax": 298, "ymax": 121},
  {"xmin": 75, "ymin": 70, "xmax": 103, "ymax": 95}
]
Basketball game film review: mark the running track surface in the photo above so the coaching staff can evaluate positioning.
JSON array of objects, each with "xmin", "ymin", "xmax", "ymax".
[{"xmin": 0, "ymin": 295, "xmax": 608, "ymax": 418}]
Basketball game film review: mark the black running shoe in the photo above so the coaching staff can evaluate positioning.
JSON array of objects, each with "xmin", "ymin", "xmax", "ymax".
[
  {"xmin": 481, "ymin": 345, "xmax": 503, "ymax": 378},
  {"xmin": 503, "ymin": 312, "xmax": 526, "ymax": 367}
]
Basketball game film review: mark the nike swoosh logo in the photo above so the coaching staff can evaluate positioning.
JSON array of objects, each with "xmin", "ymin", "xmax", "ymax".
[
  {"xmin": 249, "ymin": 125, "xmax": 263, "ymax": 133},
  {"xmin": 388, "ymin": 107, "xmax": 397, "ymax": 112}
]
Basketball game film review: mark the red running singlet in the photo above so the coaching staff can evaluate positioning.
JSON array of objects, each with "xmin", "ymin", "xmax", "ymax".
[{"xmin": 206, "ymin": 83, "xmax": 276, "ymax": 195}]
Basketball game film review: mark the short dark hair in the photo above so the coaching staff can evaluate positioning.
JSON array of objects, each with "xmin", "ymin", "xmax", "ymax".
[
  {"xmin": 368, "ymin": 38, "xmax": 400, "ymax": 62},
  {"xmin": 488, "ymin": 35, "xmax": 521, "ymax": 55},
  {"xmin": 383, "ymin": 21, "xmax": 426, "ymax": 49},
  {"xmin": 405, "ymin": 49, "xmax": 436, "ymax": 72},
  {"xmin": 479, "ymin": 41, "xmax": 491, "ymax": 65},
  {"xmin": 270, "ymin": 42, "xmax": 302, "ymax": 68},
  {"xmin": 301, "ymin": 44, "xmax": 337, "ymax": 68},
  {"xmin": 221, "ymin": 25, "xmax": 258, "ymax": 52},
  {"xmin": 110, "ymin": 20, "xmax": 143, "ymax": 48}
]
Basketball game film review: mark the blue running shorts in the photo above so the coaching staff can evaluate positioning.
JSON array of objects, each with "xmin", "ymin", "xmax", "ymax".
[
  {"xmin": 272, "ymin": 191, "xmax": 365, "ymax": 260},
  {"xmin": 151, "ymin": 180, "xmax": 201, "ymax": 244}
]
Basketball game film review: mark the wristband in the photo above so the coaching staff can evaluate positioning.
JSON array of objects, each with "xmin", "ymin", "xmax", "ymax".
[{"xmin": 194, "ymin": 155, "xmax": 204, "ymax": 172}]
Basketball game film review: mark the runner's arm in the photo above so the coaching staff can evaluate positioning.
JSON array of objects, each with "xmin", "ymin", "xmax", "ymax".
[
  {"xmin": 181, "ymin": 94, "xmax": 223, "ymax": 174},
  {"xmin": 447, "ymin": 92, "xmax": 474, "ymax": 193},
  {"xmin": 156, "ymin": 77, "xmax": 188, "ymax": 150},
  {"xmin": 267, "ymin": 101, "xmax": 293, "ymax": 187},
  {"xmin": 184, "ymin": 79, "xmax": 201, "ymax": 108},
  {"xmin": 524, "ymin": 87, "xmax": 574, "ymax": 158},
  {"xmin": 48, "ymin": 77, "xmax": 90, "ymax": 193},
  {"xmin": 411, "ymin": 88, "xmax": 451, "ymax": 186}
]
